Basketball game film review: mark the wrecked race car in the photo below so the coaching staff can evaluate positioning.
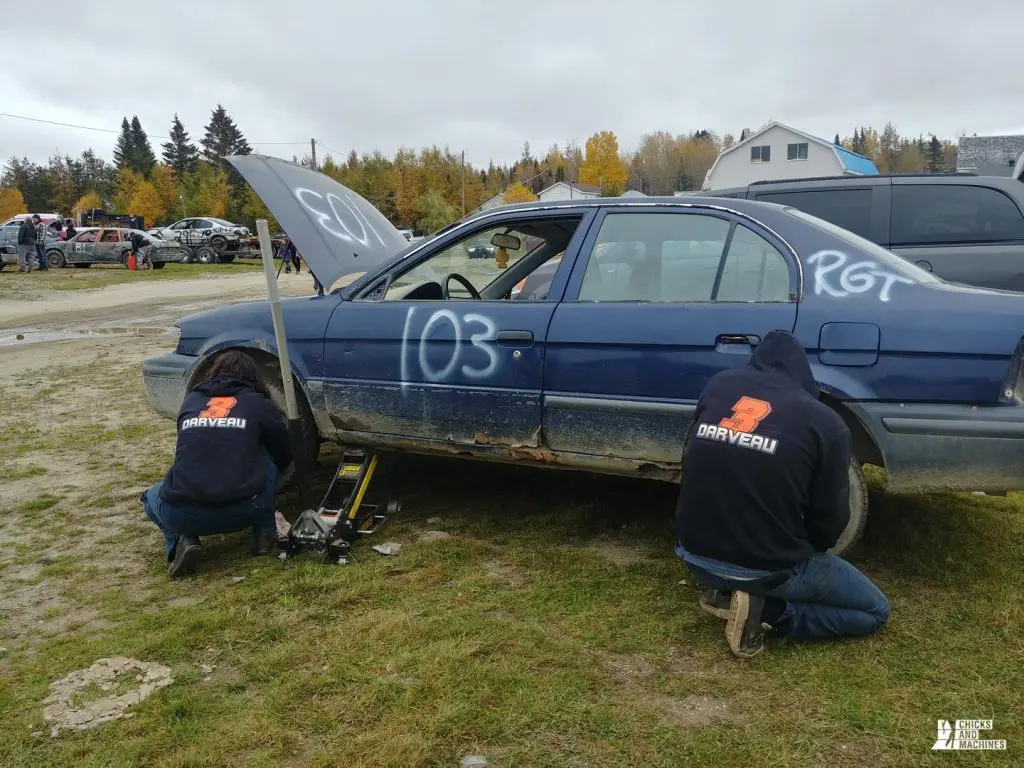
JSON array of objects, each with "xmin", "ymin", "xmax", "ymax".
[{"xmin": 142, "ymin": 155, "xmax": 1024, "ymax": 555}]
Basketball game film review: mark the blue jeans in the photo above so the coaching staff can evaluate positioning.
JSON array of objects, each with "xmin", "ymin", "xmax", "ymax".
[
  {"xmin": 679, "ymin": 545, "xmax": 889, "ymax": 640},
  {"xmin": 35, "ymin": 243, "xmax": 47, "ymax": 270},
  {"xmin": 141, "ymin": 458, "xmax": 278, "ymax": 558}
]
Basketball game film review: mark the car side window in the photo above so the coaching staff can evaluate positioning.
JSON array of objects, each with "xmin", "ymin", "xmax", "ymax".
[
  {"xmin": 78, "ymin": 231, "xmax": 97, "ymax": 243},
  {"xmin": 101, "ymin": 230, "xmax": 120, "ymax": 243},
  {"xmin": 171, "ymin": 220, "xmax": 188, "ymax": 230},
  {"xmin": 715, "ymin": 225, "xmax": 791, "ymax": 302},
  {"xmin": 755, "ymin": 188, "xmax": 873, "ymax": 240},
  {"xmin": 576, "ymin": 212, "xmax": 790, "ymax": 303},
  {"xmin": 377, "ymin": 215, "xmax": 585, "ymax": 301},
  {"xmin": 196, "ymin": 219, "xmax": 214, "ymax": 229},
  {"xmin": 890, "ymin": 184, "xmax": 1024, "ymax": 245}
]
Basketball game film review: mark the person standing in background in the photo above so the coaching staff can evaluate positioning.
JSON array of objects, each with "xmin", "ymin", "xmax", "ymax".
[
  {"xmin": 17, "ymin": 215, "xmax": 37, "ymax": 272},
  {"xmin": 35, "ymin": 216, "xmax": 49, "ymax": 271}
]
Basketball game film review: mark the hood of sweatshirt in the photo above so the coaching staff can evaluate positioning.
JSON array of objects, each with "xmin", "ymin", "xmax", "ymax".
[{"xmin": 747, "ymin": 330, "xmax": 817, "ymax": 397}]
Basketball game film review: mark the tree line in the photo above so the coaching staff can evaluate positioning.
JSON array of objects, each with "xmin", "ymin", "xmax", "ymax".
[{"xmin": 0, "ymin": 110, "xmax": 963, "ymax": 234}]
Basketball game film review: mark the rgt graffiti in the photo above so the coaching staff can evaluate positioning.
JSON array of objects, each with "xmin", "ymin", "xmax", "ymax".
[
  {"xmin": 399, "ymin": 307, "xmax": 499, "ymax": 386},
  {"xmin": 807, "ymin": 250, "xmax": 915, "ymax": 302}
]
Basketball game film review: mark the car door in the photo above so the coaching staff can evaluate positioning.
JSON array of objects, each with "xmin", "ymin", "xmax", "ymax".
[
  {"xmin": 67, "ymin": 229, "xmax": 98, "ymax": 263},
  {"xmin": 321, "ymin": 209, "xmax": 595, "ymax": 449},
  {"xmin": 93, "ymin": 229, "xmax": 123, "ymax": 263},
  {"xmin": 542, "ymin": 206, "xmax": 799, "ymax": 465},
  {"xmin": 887, "ymin": 181, "xmax": 1024, "ymax": 291}
]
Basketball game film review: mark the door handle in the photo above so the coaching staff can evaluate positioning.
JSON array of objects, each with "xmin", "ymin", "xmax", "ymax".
[
  {"xmin": 496, "ymin": 330, "xmax": 534, "ymax": 347},
  {"xmin": 715, "ymin": 334, "xmax": 760, "ymax": 353}
]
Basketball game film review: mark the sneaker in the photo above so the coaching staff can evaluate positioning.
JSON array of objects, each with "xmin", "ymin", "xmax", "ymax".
[
  {"xmin": 699, "ymin": 589, "xmax": 732, "ymax": 619},
  {"xmin": 251, "ymin": 531, "xmax": 276, "ymax": 556},
  {"xmin": 168, "ymin": 535, "xmax": 202, "ymax": 578},
  {"xmin": 724, "ymin": 591, "xmax": 766, "ymax": 658}
]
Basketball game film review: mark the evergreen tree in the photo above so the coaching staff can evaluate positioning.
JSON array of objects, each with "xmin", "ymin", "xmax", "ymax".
[
  {"xmin": 113, "ymin": 118, "xmax": 133, "ymax": 170},
  {"xmin": 129, "ymin": 116, "xmax": 157, "ymax": 176},
  {"xmin": 852, "ymin": 128, "xmax": 862, "ymax": 154},
  {"xmin": 739, "ymin": 128, "xmax": 748, "ymax": 142},
  {"xmin": 200, "ymin": 104, "xmax": 252, "ymax": 164},
  {"xmin": 162, "ymin": 114, "xmax": 199, "ymax": 176},
  {"xmin": 834, "ymin": 133, "xmax": 841, "ymax": 146},
  {"xmin": 926, "ymin": 135, "xmax": 944, "ymax": 173}
]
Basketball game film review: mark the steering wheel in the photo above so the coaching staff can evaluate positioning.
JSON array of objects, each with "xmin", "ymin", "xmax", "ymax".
[{"xmin": 442, "ymin": 272, "xmax": 481, "ymax": 300}]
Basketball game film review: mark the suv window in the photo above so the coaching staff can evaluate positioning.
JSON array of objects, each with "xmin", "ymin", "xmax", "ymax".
[
  {"xmin": 577, "ymin": 212, "xmax": 790, "ymax": 303},
  {"xmin": 891, "ymin": 184, "xmax": 1024, "ymax": 245},
  {"xmin": 755, "ymin": 188, "xmax": 873, "ymax": 239}
]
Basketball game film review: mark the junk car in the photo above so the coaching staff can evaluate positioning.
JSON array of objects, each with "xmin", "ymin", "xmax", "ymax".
[{"xmin": 142, "ymin": 156, "xmax": 1024, "ymax": 554}]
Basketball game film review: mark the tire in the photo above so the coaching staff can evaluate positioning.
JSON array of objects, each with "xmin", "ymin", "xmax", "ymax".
[
  {"xmin": 828, "ymin": 459, "xmax": 869, "ymax": 557},
  {"xmin": 210, "ymin": 235, "xmax": 227, "ymax": 253},
  {"xmin": 195, "ymin": 246, "xmax": 217, "ymax": 264},
  {"xmin": 152, "ymin": 261, "xmax": 166, "ymax": 270},
  {"xmin": 47, "ymin": 250, "xmax": 66, "ymax": 268},
  {"xmin": 218, "ymin": 253, "xmax": 235, "ymax": 264},
  {"xmin": 73, "ymin": 263, "xmax": 91, "ymax": 269},
  {"xmin": 259, "ymin": 358, "xmax": 320, "ymax": 489},
  {"xmin": 181, "ymin": 247, "xmax": 195, "ymax": 264}
]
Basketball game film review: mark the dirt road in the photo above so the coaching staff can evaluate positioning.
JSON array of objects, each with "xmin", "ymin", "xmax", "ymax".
[{"xmin": 0, "ymin": 271, "xmax": 312, "ymax": 330}]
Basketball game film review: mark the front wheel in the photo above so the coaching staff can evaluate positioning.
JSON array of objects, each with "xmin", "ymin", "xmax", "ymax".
[
  {"xmin": 260, "ymin": 359, "xmax": 321, "ymax": 488},
  {"xmin": 47, "ymin": 250, "xmax": 66, "ymax": 268},
  {"xmin": 152, "ymin": 261, "xmax": 166, "ymax": 270},
  {"xmin": 828, "ymin": 459, "xmax": 869, "ymax": 557}
]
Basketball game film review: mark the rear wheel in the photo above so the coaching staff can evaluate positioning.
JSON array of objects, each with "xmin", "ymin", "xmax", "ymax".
[
  {"xmin": 828, "ymin": 459, "xmax": 869, "ymax": 557},
  {"xmin": 47, "ymin": 250, "xmax": 66, "ymax": 268},
  {"xmin": 195, "ymin": 246, "xmax": 217, "ymax": 264},
  {"xmin": 210, "ymin": 235, "xmax": 227, "ymax": 253}
]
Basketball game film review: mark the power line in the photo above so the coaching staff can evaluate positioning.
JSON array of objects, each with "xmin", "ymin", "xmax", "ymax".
[
  {"xmin": 315, "ymin": 140, "xmax": 346, "ymax": 157},
  {"xmin": 0, "ymin": 111, "xmax": 308, "ymax": 147}
]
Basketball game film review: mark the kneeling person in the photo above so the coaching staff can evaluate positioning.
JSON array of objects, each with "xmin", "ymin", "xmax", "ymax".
[
  {"xmin": 675, "ymin": 330, "xmax": 889, "ymax": 657},
  {"xmin": 141, "ymin": 351, "xmax": 293, "ymax": 578}
]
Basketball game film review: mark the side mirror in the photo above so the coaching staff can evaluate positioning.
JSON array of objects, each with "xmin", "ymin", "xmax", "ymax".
[{"xmin": 491, "ymin": 233, "xmax": 521, "ymax": 250}]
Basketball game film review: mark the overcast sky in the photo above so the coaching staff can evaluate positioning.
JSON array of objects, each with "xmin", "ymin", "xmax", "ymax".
[{"xmin": 2, "ymin": 0, "xmax": 1022, "ymax": 169}]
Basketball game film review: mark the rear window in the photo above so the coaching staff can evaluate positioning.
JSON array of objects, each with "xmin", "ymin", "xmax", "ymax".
[
  {"xmin": 784, "ymin": 207, "xmax": 942, "ymax": 284},
  {"xmin": 891, "ymin": 184, "xmax": 1024, "ymax": 245},
  {"xmin": 755, "ymin": 188, "xmax": 873, "ymax": 239}
]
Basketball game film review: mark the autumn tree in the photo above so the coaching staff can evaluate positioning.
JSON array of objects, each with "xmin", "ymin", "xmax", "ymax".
[
  {"xmin": 418, "ymin": 189, "xmax": 457, "ymax": 234},
  {"xmin": 722, "ymin": 134, "xmax": 736, "ymax": 150},
  {"xmin": 193, "ymin": 164, "xmax": 232, "ymax": 219},
  {"xmin": 162, "ymin": 114, "xmax": 199, "ymax": 176},
  {"xmin": 0, "ymin": 187, "xmax": 27, "ymax": 220},
  {"xmin": 501, "ymin": 183, "xmax": 538, "ymax": 204},
  {"xmin": 72, "ymin": 191, "xmax": 103, "ymax": 217},
  {"xmin": 579, "ymin": 131, "xmax": 629, "ymax": 195},
  {"xmin": 113, "ymin": 168, "xmax": 141, "ymax": 212},
  {"xmin": 151, "ymin": 164, "xmax": 179, "ymax": 222},
  {"xmin": 128, "ymin": 179, "xmax": 166, "ymax": 229},
  {"xmin": 242, "ymin": 186, "xmax": 280, "ymax": 232}
]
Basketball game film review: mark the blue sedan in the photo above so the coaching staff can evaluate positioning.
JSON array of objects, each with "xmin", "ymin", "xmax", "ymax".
[{"xmin": 142, "ymin": 156, "xmax": 1024, "ymax": 554}]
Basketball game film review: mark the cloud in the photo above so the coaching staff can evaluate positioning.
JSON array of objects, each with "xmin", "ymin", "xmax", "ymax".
[{"xmin": 2, "ymin": 0, "xmax": 1022, "ymax": 167}]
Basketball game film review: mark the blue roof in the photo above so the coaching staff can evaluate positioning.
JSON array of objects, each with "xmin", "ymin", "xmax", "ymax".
[{"xmin": 832, "ymin": 144, "xmax": 879, "ymax": 175}]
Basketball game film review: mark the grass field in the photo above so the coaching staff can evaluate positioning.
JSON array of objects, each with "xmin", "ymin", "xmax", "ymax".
[
  {"xmin": 0, "ymin": 261, "xmax": 263, "ymax": 298},
  {"xmin": 0, "ymin": 336, "xmax": 1021, "ymax": 767}
]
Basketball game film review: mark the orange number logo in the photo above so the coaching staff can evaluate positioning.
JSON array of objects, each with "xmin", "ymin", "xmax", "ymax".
[
  {"xmin": 719, "ymin": 396, "xmax": 772, "ymax": 433},
  {"xmin": 200, "ymin": 396, "xmax": 237, "ymax": 419}
]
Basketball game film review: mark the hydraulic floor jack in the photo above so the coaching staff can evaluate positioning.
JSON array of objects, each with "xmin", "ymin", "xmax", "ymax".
[{"xmin": 279, "ymin": 448, "xmax": 400, "ymax": 565}]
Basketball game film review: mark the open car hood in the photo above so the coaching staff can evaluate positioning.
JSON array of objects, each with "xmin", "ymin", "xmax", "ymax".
[{"xmin": 226, "ymin": 154, "xmax": 409, "ymax": 290}]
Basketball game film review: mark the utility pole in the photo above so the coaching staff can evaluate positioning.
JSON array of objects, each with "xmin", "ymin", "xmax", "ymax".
[
  {"xmin": 461, "ymin": 150, "xmax": 466, "ymax": 217},
  {"xmin": 310, "ymin": 138, "xmax": 317, "ymax": 171}
]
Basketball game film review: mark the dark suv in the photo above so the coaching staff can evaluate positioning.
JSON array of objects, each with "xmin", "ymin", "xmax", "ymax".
[{"xmin": 707, "ymin": 174, "xmax": 1024, "ymax": 292}]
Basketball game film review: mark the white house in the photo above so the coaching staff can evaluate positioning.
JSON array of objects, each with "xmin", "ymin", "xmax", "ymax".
[
  {"xmin": 536, "ymin": 181, "xmax": 601, "ymax": 202},
  {"xmin": 702, "ymin": 122, "xmax": 879, "ymax": 191}
]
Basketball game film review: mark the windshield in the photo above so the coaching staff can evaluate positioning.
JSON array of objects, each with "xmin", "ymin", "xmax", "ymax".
[{"xmin": 784, "ymin": 206, "xmax": 943, "ymax": 284}]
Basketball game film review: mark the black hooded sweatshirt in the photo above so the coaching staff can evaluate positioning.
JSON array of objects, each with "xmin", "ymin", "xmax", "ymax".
[
  {"xmin": 158, "ymin": 377, "xmax": 293, "ymax": 506},
  {"xmin": 675, "ymin": 330, "xmax": 851, "ymax": 571}
]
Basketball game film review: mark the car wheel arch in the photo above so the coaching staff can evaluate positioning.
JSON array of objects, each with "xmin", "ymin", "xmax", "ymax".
[{"xmin": 819, "ymin": 391, "xmax": 884, "ymax": 469}]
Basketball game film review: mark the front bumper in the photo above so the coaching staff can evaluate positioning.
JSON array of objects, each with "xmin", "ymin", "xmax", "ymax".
[
  {"xmin": 142, "ymin": 353, "xmax": 200, "ymax": 419},
  {"xmin": 851, "ymin": 401, "xmax": 1024, "ymax": 493}
]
